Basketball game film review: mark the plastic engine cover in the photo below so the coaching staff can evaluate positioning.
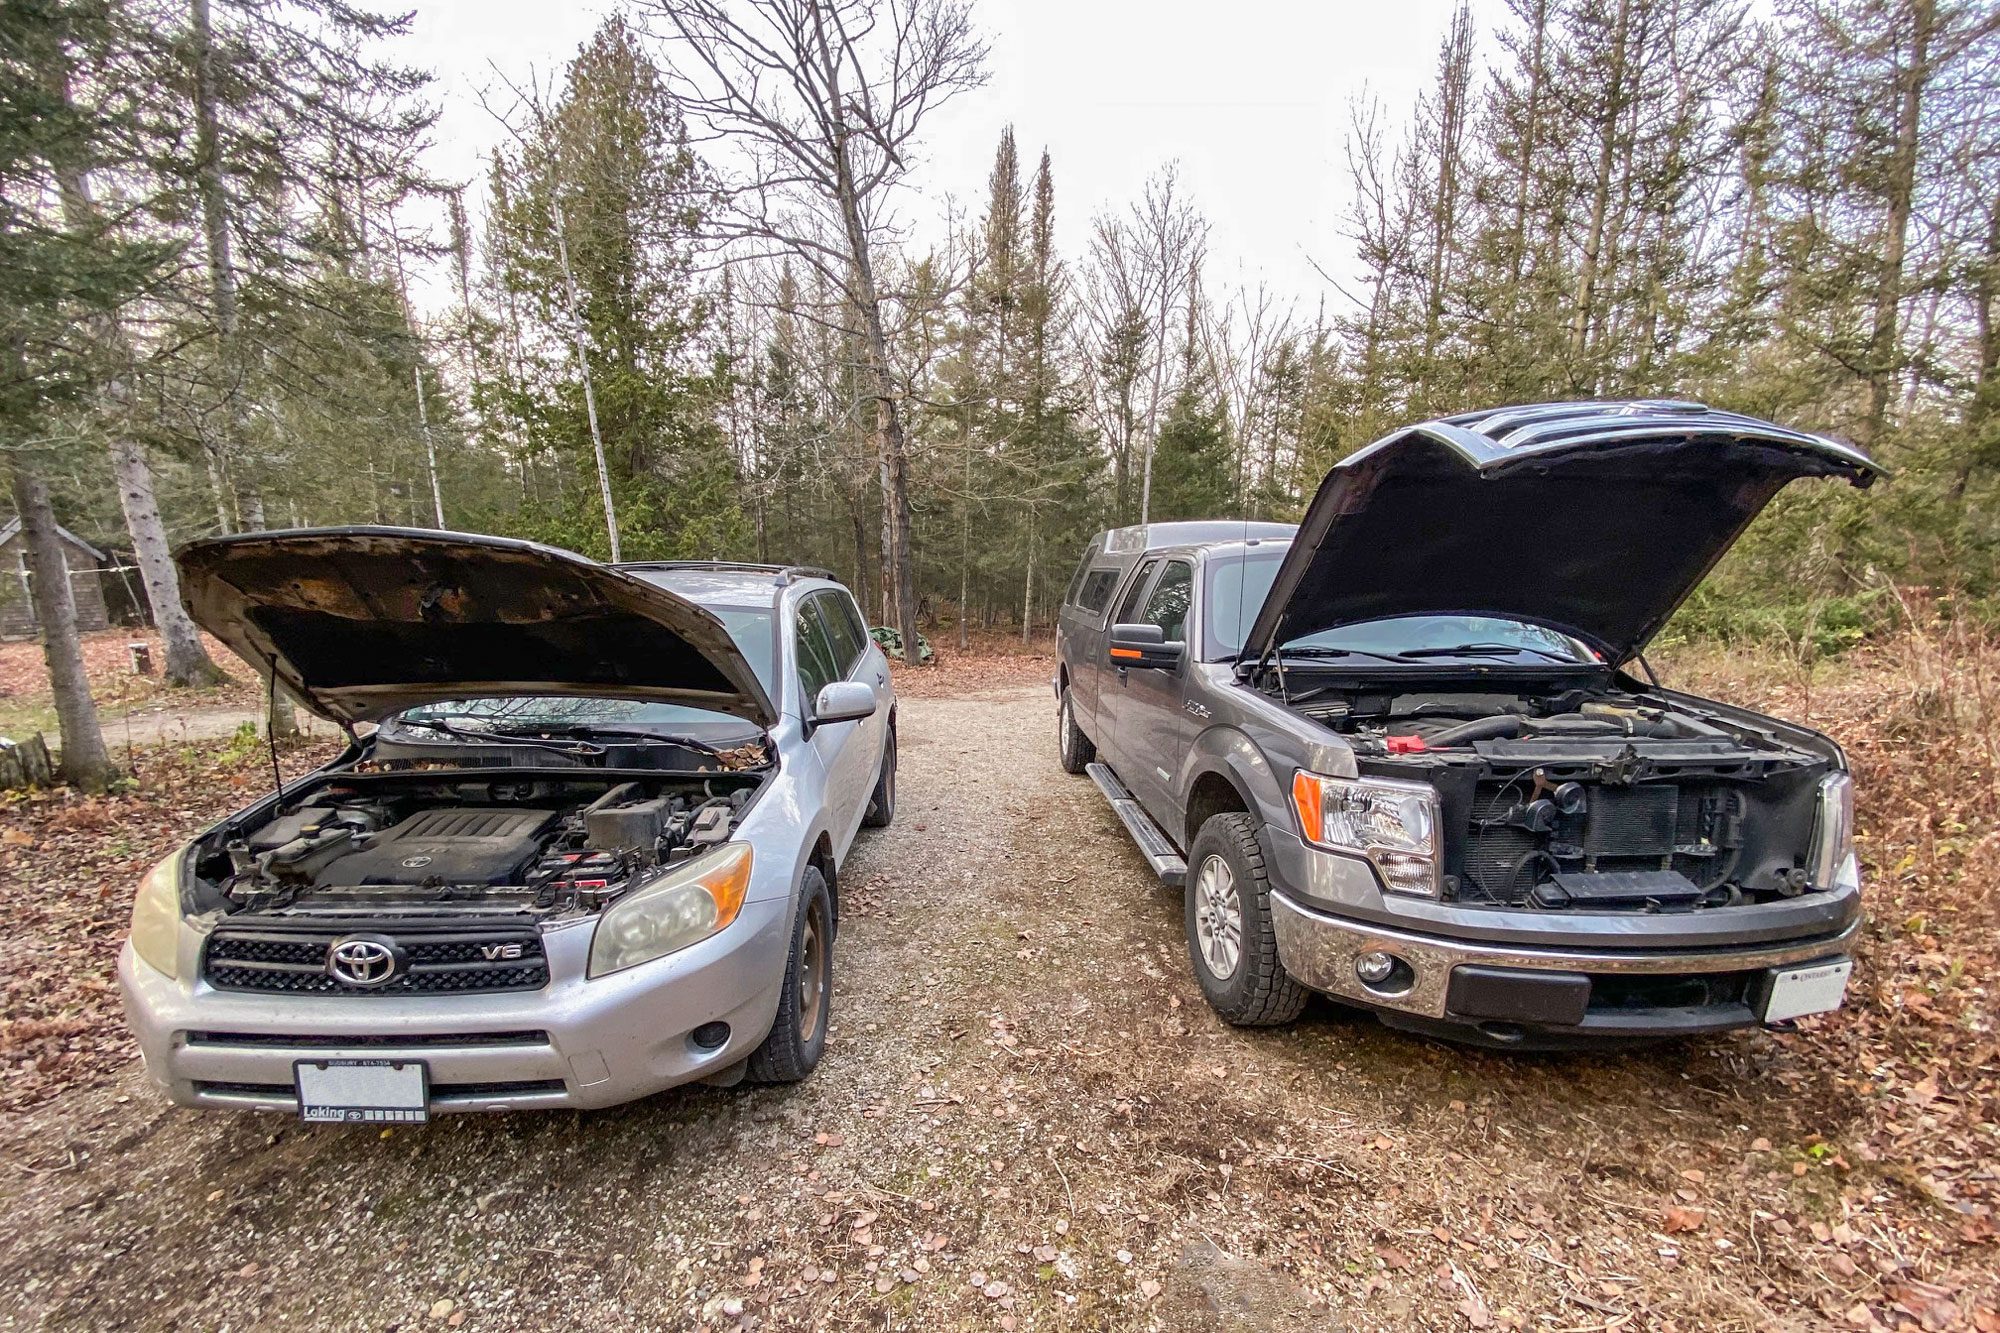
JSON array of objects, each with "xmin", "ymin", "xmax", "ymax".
[{"xmin": 315, "ymin": 807, "xmax": 558, "ymax": 887}]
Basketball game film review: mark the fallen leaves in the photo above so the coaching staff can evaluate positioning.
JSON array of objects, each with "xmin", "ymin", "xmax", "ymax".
[
  {"xmin": 1661, "ymin": 1206, "xmax": 1708, "ymax": 1235},
  {"xmin": 0, "ymin": 733, "xmax": 338, "ymax": 1112}
]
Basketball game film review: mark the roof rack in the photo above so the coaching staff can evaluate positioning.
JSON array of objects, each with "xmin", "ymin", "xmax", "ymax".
[{"xmin": 616, "ymin": 559, "xmax": 842, "ymax": 585}]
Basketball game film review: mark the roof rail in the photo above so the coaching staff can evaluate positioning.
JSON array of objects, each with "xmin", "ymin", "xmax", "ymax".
[{"xmin": 616, "ymin": 559, "xmax": 843, "ymax": 585}]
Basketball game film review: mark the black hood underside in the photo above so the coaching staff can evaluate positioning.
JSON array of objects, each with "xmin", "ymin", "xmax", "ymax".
[{"xmin": 1246, "ymin": 400, "xmax": 1883, "ymax": 662}]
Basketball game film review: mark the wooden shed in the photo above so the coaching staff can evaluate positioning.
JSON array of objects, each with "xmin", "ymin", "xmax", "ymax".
[{"xmin": 0, "ymin": 517, "xmax": 111, "ymax": 639}]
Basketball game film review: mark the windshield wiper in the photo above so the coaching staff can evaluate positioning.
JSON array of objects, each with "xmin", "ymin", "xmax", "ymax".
[
  {"xmin": 394, "ymin": 717, "xmax": 606, "ymax": 758},
  {"xmin": 1392, "ymin": 642, "xmax": 1581, "ymax": 664},
  {"xmin": 1275, "ymin": 646, "xmax": 1412, "ymax": 664},
  {"xmin": 497, "ymin": 724, "xmax": 755, "ymax": 764}
]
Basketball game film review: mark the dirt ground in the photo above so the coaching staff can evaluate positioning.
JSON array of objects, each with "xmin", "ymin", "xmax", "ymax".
[{"xmin": 1, "ymin": 679, "xmax": 1994, "ymax": 1331}]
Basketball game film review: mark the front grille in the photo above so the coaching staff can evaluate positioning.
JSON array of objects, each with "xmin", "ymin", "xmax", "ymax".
[{"xmin": 203, "ymin": 923, "xmax": 549, "ymax": 996}]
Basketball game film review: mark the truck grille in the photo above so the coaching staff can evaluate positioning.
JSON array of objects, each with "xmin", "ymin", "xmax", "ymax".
[{"xmin": 203, "ymin": 923, "xmax": 549, "ymax": 995}]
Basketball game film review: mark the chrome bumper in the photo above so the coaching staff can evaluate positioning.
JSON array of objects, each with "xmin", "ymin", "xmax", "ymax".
[
  {"xmin": 1270, "ymin": 891, "xmax": 1861, "ymax": 1030},
  {"xmin": 116, "ymin": 897, "xmax": 791, "ymax": 1115}
]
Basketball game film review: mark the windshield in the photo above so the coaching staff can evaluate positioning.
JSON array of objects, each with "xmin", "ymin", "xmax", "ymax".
[
  {"xmin": 392, "ymin": 605, "xmax": 775, "ymax": 732},
  {"xmin": 1204, "ymin": 552, "xmax": 1597, "ymax": 664}
]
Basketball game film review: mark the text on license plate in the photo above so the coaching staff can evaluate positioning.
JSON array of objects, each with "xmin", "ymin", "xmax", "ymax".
[
  {"xmin": 1761, "ymin": 959, "xmax": 1852, "ymax": 1023},
  {"xmin": 294, "ymin": 1058, "xmax": 429, "ymax": 1124}
]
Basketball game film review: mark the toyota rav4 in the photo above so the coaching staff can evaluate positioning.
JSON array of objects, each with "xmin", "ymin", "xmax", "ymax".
[{"xmin": 118, "ymin": 530, "xmax": 896, "ymax": 1117}]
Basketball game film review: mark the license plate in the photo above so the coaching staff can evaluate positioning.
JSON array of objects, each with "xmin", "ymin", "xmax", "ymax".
[
  {"xmin": 1760, "ymin": 959, "xmax": 1853, "ymax": 1023},
  {"xmin": 294, "ymin": 1058, "xmax": 429, "ymax": 1124}
]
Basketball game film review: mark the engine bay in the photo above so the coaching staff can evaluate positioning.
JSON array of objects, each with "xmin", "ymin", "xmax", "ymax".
[
  {"xmin": 196, "ymin": 773, "xmax": 760, "ymax": 922},
  {"xmin": 1286, "ymin": 683, "xmax": 1836, "ymax": 911}
]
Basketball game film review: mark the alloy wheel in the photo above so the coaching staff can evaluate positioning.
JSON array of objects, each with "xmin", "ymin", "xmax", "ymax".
[{"xmin": 1193, "ymin": 854, "xmax": 1243, "ymax": 980}]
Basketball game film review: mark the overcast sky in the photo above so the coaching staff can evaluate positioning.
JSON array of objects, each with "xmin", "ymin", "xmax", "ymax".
[{"xmin": 399, "ymin": 0, "xmax": 1489, "ymax": 315}]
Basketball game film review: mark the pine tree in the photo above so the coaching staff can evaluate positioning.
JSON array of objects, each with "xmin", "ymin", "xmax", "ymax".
[{"xmin": 486, "ymin": 16, "xmax": 737, "ymax": 560}]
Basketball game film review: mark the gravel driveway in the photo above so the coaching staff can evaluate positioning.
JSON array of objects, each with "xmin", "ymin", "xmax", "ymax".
[{"xmin": 0, "ymin": 684, "xmax": 1895, "ymax": 1331}]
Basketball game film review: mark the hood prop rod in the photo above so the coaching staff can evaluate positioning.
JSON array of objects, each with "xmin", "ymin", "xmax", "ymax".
[{"xmin": 264, "ymin": 668, "xmax": 284, "ymax": 803}]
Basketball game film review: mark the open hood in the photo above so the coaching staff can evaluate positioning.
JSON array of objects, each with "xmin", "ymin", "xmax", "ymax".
[
  {"xmin": 178, "ymin": 528, "xmax": 777, "ymax": 728},
  {"xmin": 1244, "ymin": 401, "xmax": 1883, "ymax": 664}
]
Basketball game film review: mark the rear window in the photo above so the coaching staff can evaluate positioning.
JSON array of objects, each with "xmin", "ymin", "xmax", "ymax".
[{"xmin": 1073, "ymin": 569, "xmax": 1119, "ymax": 614}]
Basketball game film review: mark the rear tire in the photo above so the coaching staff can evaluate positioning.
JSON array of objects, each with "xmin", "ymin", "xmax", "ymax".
[
  {"xmin": 1184, "ymin": 813, "xmax": 1308, "ymax": 1027},
  {"xmin": 1057, "ymin": 686, "xmax": 1096, "ymax": 774},
  {"xmin": 746, "ymin": 869, "xmax": 832, "ymax": 1084},
  {"xmin": 861, "ymin": 729, "xmax": 896, "ymax": 828}
]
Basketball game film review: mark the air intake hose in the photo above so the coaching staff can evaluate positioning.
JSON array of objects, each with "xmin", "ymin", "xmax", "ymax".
[{"xmin": 1424, "ymin": 714, "xmax": 1679, "ymax": 747}]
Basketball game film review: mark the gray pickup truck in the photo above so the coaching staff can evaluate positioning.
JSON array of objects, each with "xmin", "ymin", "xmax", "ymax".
[{"xmin": 1055, "ymin": 400, "xmax": 1879, "ymax": 1048}]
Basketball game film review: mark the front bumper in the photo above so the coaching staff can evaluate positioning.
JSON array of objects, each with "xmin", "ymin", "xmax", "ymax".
[
  {"xmin": 1270, "ymin": 891, "xmax": 1860, "ymax": 1042},
  {"xmin": 116, "ymin": 897, "xmax": 791, "ymax": 1114}
]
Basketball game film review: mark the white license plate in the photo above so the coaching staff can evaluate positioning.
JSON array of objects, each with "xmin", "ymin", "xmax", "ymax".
[
  {"xmin": 294, "ymin": 1058, "xmax": 429, "ymax": 1124},
  {"xmin": 1760, "ymin": 959, "xmax": 1853, "ymax": 1023}
]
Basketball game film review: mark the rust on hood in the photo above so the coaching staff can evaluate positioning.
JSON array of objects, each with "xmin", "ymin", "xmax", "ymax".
[{"xmin": 176, "ymin": 527, "xmax": 778, "ymax": 728}]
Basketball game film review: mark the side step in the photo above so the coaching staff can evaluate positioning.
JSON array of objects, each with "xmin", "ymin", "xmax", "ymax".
[{"xmin": 1086, "ymin": 762, "xmax": 1188, "ymax": 887}]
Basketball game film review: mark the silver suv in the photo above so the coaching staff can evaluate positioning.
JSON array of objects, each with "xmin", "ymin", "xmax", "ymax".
[{"xmin": 117, "ymin": 530, "xmax": 896, "ymax": 1119}]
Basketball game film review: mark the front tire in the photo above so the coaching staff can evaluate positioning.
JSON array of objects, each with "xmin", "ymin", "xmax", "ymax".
[
  {"xmin": 1184, "ymin": 813, "xmax": 1308, "ymax": 1027},
  {"xmin": 1057, "ymin": 686, "xmax": 1096, "ymax": 774},
  {"xmin": 746, "ymin": 868, "xmax": 833, "ymax": 1083},
  {"xmin": 862, "ymin": 728, "xmax": 896, "ymax": 828}
]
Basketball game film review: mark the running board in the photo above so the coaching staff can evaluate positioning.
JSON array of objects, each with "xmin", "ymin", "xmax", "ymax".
[{"xmin": 1086, "ymin": 762, "xmax": 1188, "ymax": 887}]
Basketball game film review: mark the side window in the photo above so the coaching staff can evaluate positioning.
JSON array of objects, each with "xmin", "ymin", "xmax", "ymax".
[
  {"xmin": 1077, "ymin": 569, "xmax": 1119, "ymax": 614},
  {"xmin": 1063, "ymin": 554, "xmax": 1093, "ymax": 608},
  {"xmin": 1141, "ymin": 560, "xmax": 1194, "ymax": 641},
  {"xmin": 818, "ymin": 591, "xmax": 867, "ymax": 673},
  {"xmin": 794, "ymin": 598, "xmax": 840, "ymax": 703},
  {"xmin": 1113, "ymin": 558, "xmax": 1160, "ymax": 624}
]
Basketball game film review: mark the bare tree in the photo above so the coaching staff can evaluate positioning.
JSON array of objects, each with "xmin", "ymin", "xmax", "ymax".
[
  {"xmin": 8, "ymin": 465, "xmax": 116, "ymax": 791},
  {"xmin": 637, "ymin": 0, "xmax": 989, "ymax": 661},
  {"xmin": 1093, "ymin": 167, "xmax": 1207, "ymax": 526}
]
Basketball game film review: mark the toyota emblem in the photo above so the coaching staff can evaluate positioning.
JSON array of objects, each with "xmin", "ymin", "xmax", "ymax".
[{"xmin": 326, "ymin": 935, "xmax": 403, "ymax": 987}]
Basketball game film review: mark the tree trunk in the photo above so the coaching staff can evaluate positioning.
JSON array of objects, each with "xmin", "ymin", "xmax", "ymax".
[
  {"xmin": 825, "ymin": 115, "xmax": 921, "ymax": 658},
  {"xmin": 189, "ymin": 0, "xmax": 262, "ymax": 528},
  {"xmin": 388, "ymin": 226, "xmax": 447, "ymax": 528},
  {"xmin": 111, "ymin": 435, "xmax": 225, "ymax": 686},
  {"xmin": 551, "ymin": 198, "xmax": 621, "ymax": 560},
  {"xmin": 1507, "ymin": 0, "xmax": 1549, "ymax": 294},
  {"xmin": 1864, "ymin": 0, "xmax": 1934, "ymax": 447},
  {"xmin": 9, "ymin": 464, "xmax": 116, "ymax": 791},
  {"xmin": 1020, "ymin": 504, "xmax": 1035, "ymax": 644},
  {"xmin": 42, "ymin": 68, "xmax": 226, "ymax": 691},
  {"xmin": 1570, "ymin": 0, "xmax": 1631, "ymax": 370}
]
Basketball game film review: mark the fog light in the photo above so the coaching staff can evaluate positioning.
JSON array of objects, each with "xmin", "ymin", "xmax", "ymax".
[
  {"xmin": 1355, "ymin": 951, "xmax": 1397, "ymax": 985},
  {"xmin": 690, "ymin": 1021, "xmax": 731, "ymax": 1050}
]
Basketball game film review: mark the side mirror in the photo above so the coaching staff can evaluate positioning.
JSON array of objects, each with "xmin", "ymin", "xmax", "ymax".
[
  {"xmin": 811, "ymin": 680, "xmax": 878, "ymax": 728},
  {"xmin": 1108, "ymin": 622, "xmax": 1184, "ymax": 669}
]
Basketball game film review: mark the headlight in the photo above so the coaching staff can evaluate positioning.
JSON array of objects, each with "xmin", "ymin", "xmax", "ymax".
[
  {"xmin": 1811, "ymin": 772, "xmax": 1857, "ymax": 891},
  {"xmin": 587, "ymin": 844, "xmax": 753, "ymax": 978},
  {"xmin": 129, "ymin": 845, "xmax": 189, "ymax": 979},
  {"xmin": 1292, "ymin": 770, "xmax": 1441, "ymax": 898}
]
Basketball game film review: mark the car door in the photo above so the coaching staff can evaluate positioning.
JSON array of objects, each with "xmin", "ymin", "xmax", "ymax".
[
  {"xmin": 796, "ymin": 592, "xmax": 876, "ymax": 851},
  {"xmin": 1093, "ymin": 556, "xmax": 1162, "ymax": 775},
  {"xmin": 823, "ymin": 585, "xmax": 890, "ymax": 776},
  {"xmin": 1063, "ymin": 559, "xmax": 1124, "ymax": 739},
  {"xmin": 1108, "ymin": 558, "xmax": 1197, "ymax": 832}
]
